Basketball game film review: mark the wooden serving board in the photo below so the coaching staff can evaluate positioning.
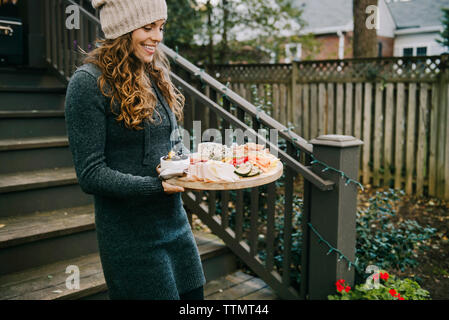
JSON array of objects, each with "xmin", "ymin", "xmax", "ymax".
[{"xmin": 163, "ymin": 162, "xmax": 283, "ymax": 190}]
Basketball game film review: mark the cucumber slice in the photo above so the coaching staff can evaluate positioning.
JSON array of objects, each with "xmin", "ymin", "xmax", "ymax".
[
  {"xmin": 234, "ymin": 163, "xmax": 252, "ymax": 176},
  {"xmin": 246, "ymin": 166, "xmax": 262, "ymax": 177}
]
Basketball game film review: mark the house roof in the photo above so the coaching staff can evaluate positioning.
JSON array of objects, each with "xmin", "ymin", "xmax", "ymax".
[
  {"xmin": 294, "ymin": 0, "xmax": 449, "ymax": 34},
  {"xmin": 294, "ymin": 0, "xmax": 352, "ymax": 34},
  {"xmin": 386, "ymin": 0, "xmax": 449, "ymax": 29}
]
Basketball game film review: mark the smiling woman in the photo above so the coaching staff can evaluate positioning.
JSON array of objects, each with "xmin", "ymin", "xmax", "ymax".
[
  {"xmin": 64, "ymin": 0, "xmax": 205, "ymax": 300},
  {"xmin": 132, "ymin": 20, "xmax": 166, "ymax": 64}
]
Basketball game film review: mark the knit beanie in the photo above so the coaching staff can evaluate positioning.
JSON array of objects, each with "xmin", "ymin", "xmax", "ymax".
[{"xmin": 92, "ymin": 0, "xmax": 167, "ymax": 39}]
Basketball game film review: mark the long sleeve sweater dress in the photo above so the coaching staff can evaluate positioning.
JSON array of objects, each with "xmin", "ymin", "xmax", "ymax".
[{"xmin": 64, "ymin": 63, "xmax": 206, "ymax": 299}]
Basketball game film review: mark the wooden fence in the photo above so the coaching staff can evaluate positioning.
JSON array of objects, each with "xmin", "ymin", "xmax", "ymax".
[{"xmin": 209, "ymin": 55, "xmax": 449, "ymax": 200}]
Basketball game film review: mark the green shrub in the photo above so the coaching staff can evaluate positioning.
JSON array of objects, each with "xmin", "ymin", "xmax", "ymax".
[
  {"xmin": 355, "ymin": 189, "xmax": 436, "ymax": 282},
  {"xmin": 328, "ymin": 271, "xmax": 431, "ymax": 300}
]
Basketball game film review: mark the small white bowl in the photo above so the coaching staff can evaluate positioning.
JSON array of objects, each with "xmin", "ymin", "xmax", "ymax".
[{"xmin": 160, "ymin": 156, "xmax": 190, "ymax": 171}]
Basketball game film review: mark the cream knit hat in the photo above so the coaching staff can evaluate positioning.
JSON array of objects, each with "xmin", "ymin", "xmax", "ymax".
[{"xmin": 92, "ymin": 0, "xmax": 167, "ymax": 39}]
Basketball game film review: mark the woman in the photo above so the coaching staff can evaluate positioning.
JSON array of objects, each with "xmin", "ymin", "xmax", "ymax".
[{"xmin": 64, "ymin": 0, "xmax": 206, "ymax": 300}]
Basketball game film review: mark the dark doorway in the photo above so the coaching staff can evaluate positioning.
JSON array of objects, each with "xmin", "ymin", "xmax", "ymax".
[
  {"xmin": 0, "ymin": 0, "xmax": 20, "ymax": 18},
  {"xmin": 0, "ymin": 0, "xmax": 27, "ymax": 66}
]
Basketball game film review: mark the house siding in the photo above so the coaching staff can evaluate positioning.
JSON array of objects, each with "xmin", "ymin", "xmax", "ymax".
[
  {"xmin": 394, "ymin": 32, "xmax": 446, "ymax": 56},
  {"xmin": 302, "ymin": 32, "xmax": 394, "ymax": 60}
]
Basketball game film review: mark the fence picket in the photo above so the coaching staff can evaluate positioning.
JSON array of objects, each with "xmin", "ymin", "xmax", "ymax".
[
  {"xmin": 429, "ymin": 83, "xmax": 438, "ymax": 196},
  {"xmin": 303, "ymin": 84, "xmax": 310, "ymax": 140},
  {"xmin": 416, "ymin": 84, "xmax": 428, "ymax": 195},
  {"xmin": 327, "ymin": 83, "xmax": 335, "ymax": 134},
  {"xmin": 395, "ymin": 83, "xmax": 405, "ymax": 190},
  {"xmin": 362, "ymin": 83, "xmax": 372, "ymax": 185},
  {"xmin": 406, "ymin": 83, "xmax": 417, "ymax": 194},
  {"xmin": 345, "ymin": 83, "xmax": 353, "ymax": 136},
  {"xmin": 291, "ymin": 63, "xmax": 298, "ymax": 128},
  {"xmin": 436, "ymin": 81, "xmax": 446, "ymax": 198},
  {"xmin": 294, "ymin": 84, "xmax": 303, "ymax": 136},
  {"xmin": 354, "ymin": 83, "xmax": 363, "ymax": 140},
  {"xmin": 373, "ymin": 83, "xmax": 383, "ymax": 186},
  {"xmin": 384, "ymin": 83, "xmax": 394, "ymax": 187},
  {"xmin": 273, "ymin": 83, "xmax": 280, "ymax": 122},
  {"xmin": 310, "ymin": 84, "xmax": 318, "ymax": 139},
  {"xmin": 318, "ymin": 83, "xmax": 326, "ymax": 136},
  {"xmin": 280, "ymin": 84, "xmax": 287, "ymax": 124},
  {"xmin": 336, "ymin": 84, "xmax": 344, "ymax": 135}
]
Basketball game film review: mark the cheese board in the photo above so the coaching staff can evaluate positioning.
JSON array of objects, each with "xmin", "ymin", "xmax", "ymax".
[
  {"xmin": 160, "ymin": 161, "xmax": 283, "ymax": 190},
  {"xmin": 157, "ymin": 142, "xmax": 283, "ymax": 191}
]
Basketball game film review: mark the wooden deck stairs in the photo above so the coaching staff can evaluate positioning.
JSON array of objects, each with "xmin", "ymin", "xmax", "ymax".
[{"xmin": 0, "ymin": 66, "xmax": 278, "ymax": 300}]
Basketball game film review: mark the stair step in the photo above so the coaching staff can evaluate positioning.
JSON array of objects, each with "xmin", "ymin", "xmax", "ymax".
[
  {"xmin": 0, "ymin": 136, "xmax": 68, "ymax": 151},
  {"xmin": 204, "ymin": 270, "xmax": 279, "ymax": 300},
  {"xmin": 0, "ymin": 80, "xmax": 67, "ymax": 111},
  {"xmin": 0, "ymin": 231, "xmax": 236, "ymax": 300},
  {"xmin": 0, "ymin": 90, "xmax": 66, "ymax": 110},
  {"xmin": 0, "ymin": 167, "xmax": 91, "ymax": 217},
  {"xmin": 0, "ymin": 204, "xmax": 97, "ymax": 276},
  {"xmin": 0, "ymin": 204, "xmax": 94, "ymax": 249},
  {"xmin": 0, "ymin": 110, "xmax": 65, "ymax": 118},
  {"xmin": 0, "ymin": 68, "xmax": 66, "ymax": 88},
  {"xmin": 0, "ymin": 66, "xmax": 49, "ymax": 74},
  {"xmin": 0, "ymin": 136, "xmax": 72, "ymax": 174},
  {"xmin": 0, "ymin": 86, "xmax": 66, "ymax": 93},
  {"xmin": 0, "ymin": 111, "xmax": 66, "ymax": 139},
  {"xmin": 0, "ymin": 253, "xmax": 106, "ymax": 300},
  {"xmin": 0, "ymin": 167, "xmax": 77, "ymax": 194}
]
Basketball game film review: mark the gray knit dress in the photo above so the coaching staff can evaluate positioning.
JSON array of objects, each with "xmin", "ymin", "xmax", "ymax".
[{"xmin": 64, "ymin": 63, "xmax": 206, "ymax": 300}]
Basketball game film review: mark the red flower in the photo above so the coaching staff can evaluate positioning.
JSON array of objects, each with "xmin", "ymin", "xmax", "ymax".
[
  {"xmin": 373, "ymin": 273, "xmax": 380, "ymax": 281},
  {"xmin": 335, "ymin": 279, "xmax": 351, "ymax": 293},
  {"xmin": 398, "ymin": 296, "xmax": 405, "ymax": 300},
  {"xmin": 389, "ymin": 289, "xmax": 398, "ymax": 297},
  {"xmin": 336, "ymin": 282, "xmax": 344, "ymax": 292},
  {"xmin": 380, "ymin": 272, "xmax": 389, "ymax": 281}
]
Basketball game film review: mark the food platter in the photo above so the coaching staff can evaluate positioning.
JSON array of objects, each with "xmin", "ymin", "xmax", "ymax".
[
  {"xmin": 161, "ymin": 161, "xmax": 283, "ymax": 191},
  {"xmin": 157, "ymin": 142, "xmax": 283, "ymax": 191}
]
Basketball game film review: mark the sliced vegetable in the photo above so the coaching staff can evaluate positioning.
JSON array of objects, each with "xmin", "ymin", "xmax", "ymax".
[
  {"xmin": 246, "ymin": 166, "xmax": 262, "ymax": 177},
  {"xmin": 234, "ymin": 163, "xmax": 253, "ymax": 176}
]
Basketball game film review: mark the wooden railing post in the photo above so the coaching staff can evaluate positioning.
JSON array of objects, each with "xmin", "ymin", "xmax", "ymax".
[{"xmin": 307, "ymin": 135, "xmax": 363, "ymax": 300}]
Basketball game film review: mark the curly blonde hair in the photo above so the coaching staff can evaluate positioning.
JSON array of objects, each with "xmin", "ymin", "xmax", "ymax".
[{"xmin": 82, "ymin": 33, "xmax": 185, "ymax": 130}]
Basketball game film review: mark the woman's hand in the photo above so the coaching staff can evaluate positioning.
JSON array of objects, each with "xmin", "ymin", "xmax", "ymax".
[{"xmin": 156, "ymin": 166, "xmax": 185, "ymax": 194}]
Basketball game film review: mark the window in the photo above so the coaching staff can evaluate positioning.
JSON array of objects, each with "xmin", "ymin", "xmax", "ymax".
[
  {"xmin": 378, "ymin": 42, "xmax": 383, "ymax": 57},
  {"xmin": 403, "ymin": 48, "xmax": 413, "ymax": 56},
  {"xmin": 417, "ymin": 47, "xmax": 427, "ymax": 56}
]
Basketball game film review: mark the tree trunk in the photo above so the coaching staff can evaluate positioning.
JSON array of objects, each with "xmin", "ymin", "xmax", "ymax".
[
  {"xmin": 220, "ymin": 0, "xmax": 229, "ymax": 64},
  {"xmin": 353, "ymin": 0, "xmax": 378, "ymax": 58},
  {"xmin": 207, "ymin": 0, "xmax": 214, "ymax": 65}
]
